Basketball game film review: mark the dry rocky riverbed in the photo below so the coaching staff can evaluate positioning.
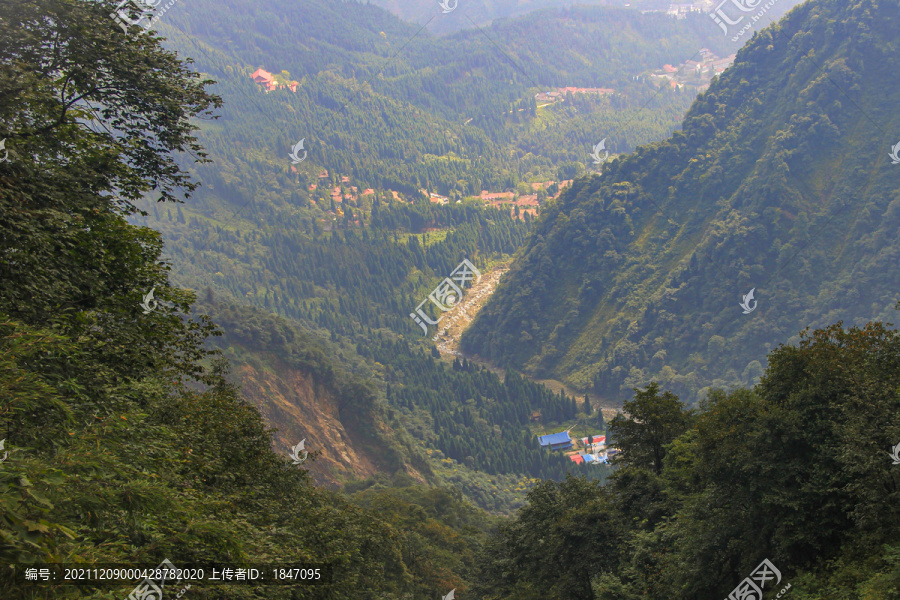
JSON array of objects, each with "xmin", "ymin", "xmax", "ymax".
[
  {"xmin": 430, "ymin": 261, "xmax": 510, "ymax": 357},
  {"xmin": 431, "ymin": 261, "xmax": 620, "ymax": 419}
]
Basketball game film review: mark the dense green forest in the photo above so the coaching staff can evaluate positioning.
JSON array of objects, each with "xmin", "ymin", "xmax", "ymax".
[
  {"xmin": 122, "ymin": 0, "xmax": 754, "ymax": 355},
  {"xmin": 130, "ymin": 0, "xmax": 746, "ymax": 348},
  {"xmin": 462, "ymin": 0, "xmax": 900, "ymax": 404},
  {"xmin": 370, "ymin": 337, "xmax": 606, "ymax": 480},
  {"xmin": 145, "ymin": 198, "xmax": 529, "ymax": 336}
]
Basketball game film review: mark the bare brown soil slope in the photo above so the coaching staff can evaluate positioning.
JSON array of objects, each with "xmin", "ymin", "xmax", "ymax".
[{"xmin": 231, "ymin": 357, "xmax": 425, "ymax": 488}]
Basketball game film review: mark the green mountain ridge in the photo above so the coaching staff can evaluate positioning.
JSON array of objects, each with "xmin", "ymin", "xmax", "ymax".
[{"xmin": 461, "ymin": 0, "xmax": 900, "ymax": 404}]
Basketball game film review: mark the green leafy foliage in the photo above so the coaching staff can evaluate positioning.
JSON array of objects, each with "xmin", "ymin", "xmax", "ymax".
[
  {"xmin": 475, "ymin": 321, "xmax": 900, "ymax": 600},
  {"xmin": 0, "ymin": 2, "xmax": 496, "ymax": 596}
]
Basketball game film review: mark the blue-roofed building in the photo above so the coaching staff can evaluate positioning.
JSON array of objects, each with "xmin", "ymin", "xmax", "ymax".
[{"xmin": 538, "ymin": 430, "xmax": 573, "ymax": 450}]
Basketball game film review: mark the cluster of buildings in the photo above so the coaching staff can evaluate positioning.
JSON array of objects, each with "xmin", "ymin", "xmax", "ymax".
[
  {"xmin": 641, "ymin": 2, "xmax": 711, "ymax": 18},
  {"xmin": 250, "ymin": 68, "xmax": 298, "ymax": 93},
  {"xmin": 648, "ymin": 48, "xmax": 737, "ymax": 91},
  {"xmin": 302, "ymin": 169, "xmax": 573, "ymax": 222},
  {"xmin": 538, "ymin": 431, "xmax": 617, "ymax": 466},
  {"xmin": 535, "ymin": 87, "xmax": 615, "ymax": 104},
  {"xmin": 476, "ymin": 181, "xmax": 571, "ymax": 220},
  {"xmin": 666, "ymin": 3, "xmax": 703, "ymax": 18},
  {"xmin": 307, "ymin": 171, "xmax": 376, "ymax": 221}
]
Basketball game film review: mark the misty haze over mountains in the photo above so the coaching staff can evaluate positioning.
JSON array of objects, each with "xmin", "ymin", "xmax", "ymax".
[{"xmin": 367, "ymin": 0, "xmax": 809, "ymax": 34}]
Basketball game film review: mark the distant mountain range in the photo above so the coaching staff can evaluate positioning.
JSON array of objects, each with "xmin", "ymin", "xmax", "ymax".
[{"xmin": 367, "ymin": 0, "xmax": 809, "ymax": 35}]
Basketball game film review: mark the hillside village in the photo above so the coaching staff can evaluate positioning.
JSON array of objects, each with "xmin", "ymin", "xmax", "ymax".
[
  {"xmin": 647, "ymin": 48, "xmax": 737, "ymax": 91},
  {"xmin": 538, "ymin": 431, "xmax": 619, "ymax": 466},
  {"xmin": 535, "ymin": 86, "xmax": 615, "ymax": 104},
  {"xmin": 302, "ymin": 167, "xmax": 572, "ymax": 226},
  {"xmin": 640, "ymin": 1, "xmax": 715, "ymax": 17}
]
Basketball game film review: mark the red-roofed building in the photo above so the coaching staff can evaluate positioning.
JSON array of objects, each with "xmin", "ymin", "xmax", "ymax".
[
  {"xmin": 580, "ymin": 435, "xmax": 606, "ymax": 446},
  {"xmin": 663, "ymin": 64, "xmax": 678, "ymax": 73},
  {"xmin": 250, "ymin": 68, "xmax": 298, "ymax": 93},
  {"xmin": 251, "ymin": 68, "xmax": 274, "ymax": 85},
  {"xmin": 480, "ymin": 191, "xmax": 514, "ymax": 201},
  {"xmin": 581, "ymin": 434, "xmax": 607, "ymax": 454}
]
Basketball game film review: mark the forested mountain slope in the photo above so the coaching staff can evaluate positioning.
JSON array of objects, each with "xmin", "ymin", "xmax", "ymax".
[
  {"xmin": 192, "ymin": 294, "xmax": 603, "ymax": 496},
  {"xmin": 194, "ymin": 295, "xmax": 430, "ymax": 488},
  {"xmin": 462, "ymin": 0, "xmax": 900, "ymax": 404}
]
